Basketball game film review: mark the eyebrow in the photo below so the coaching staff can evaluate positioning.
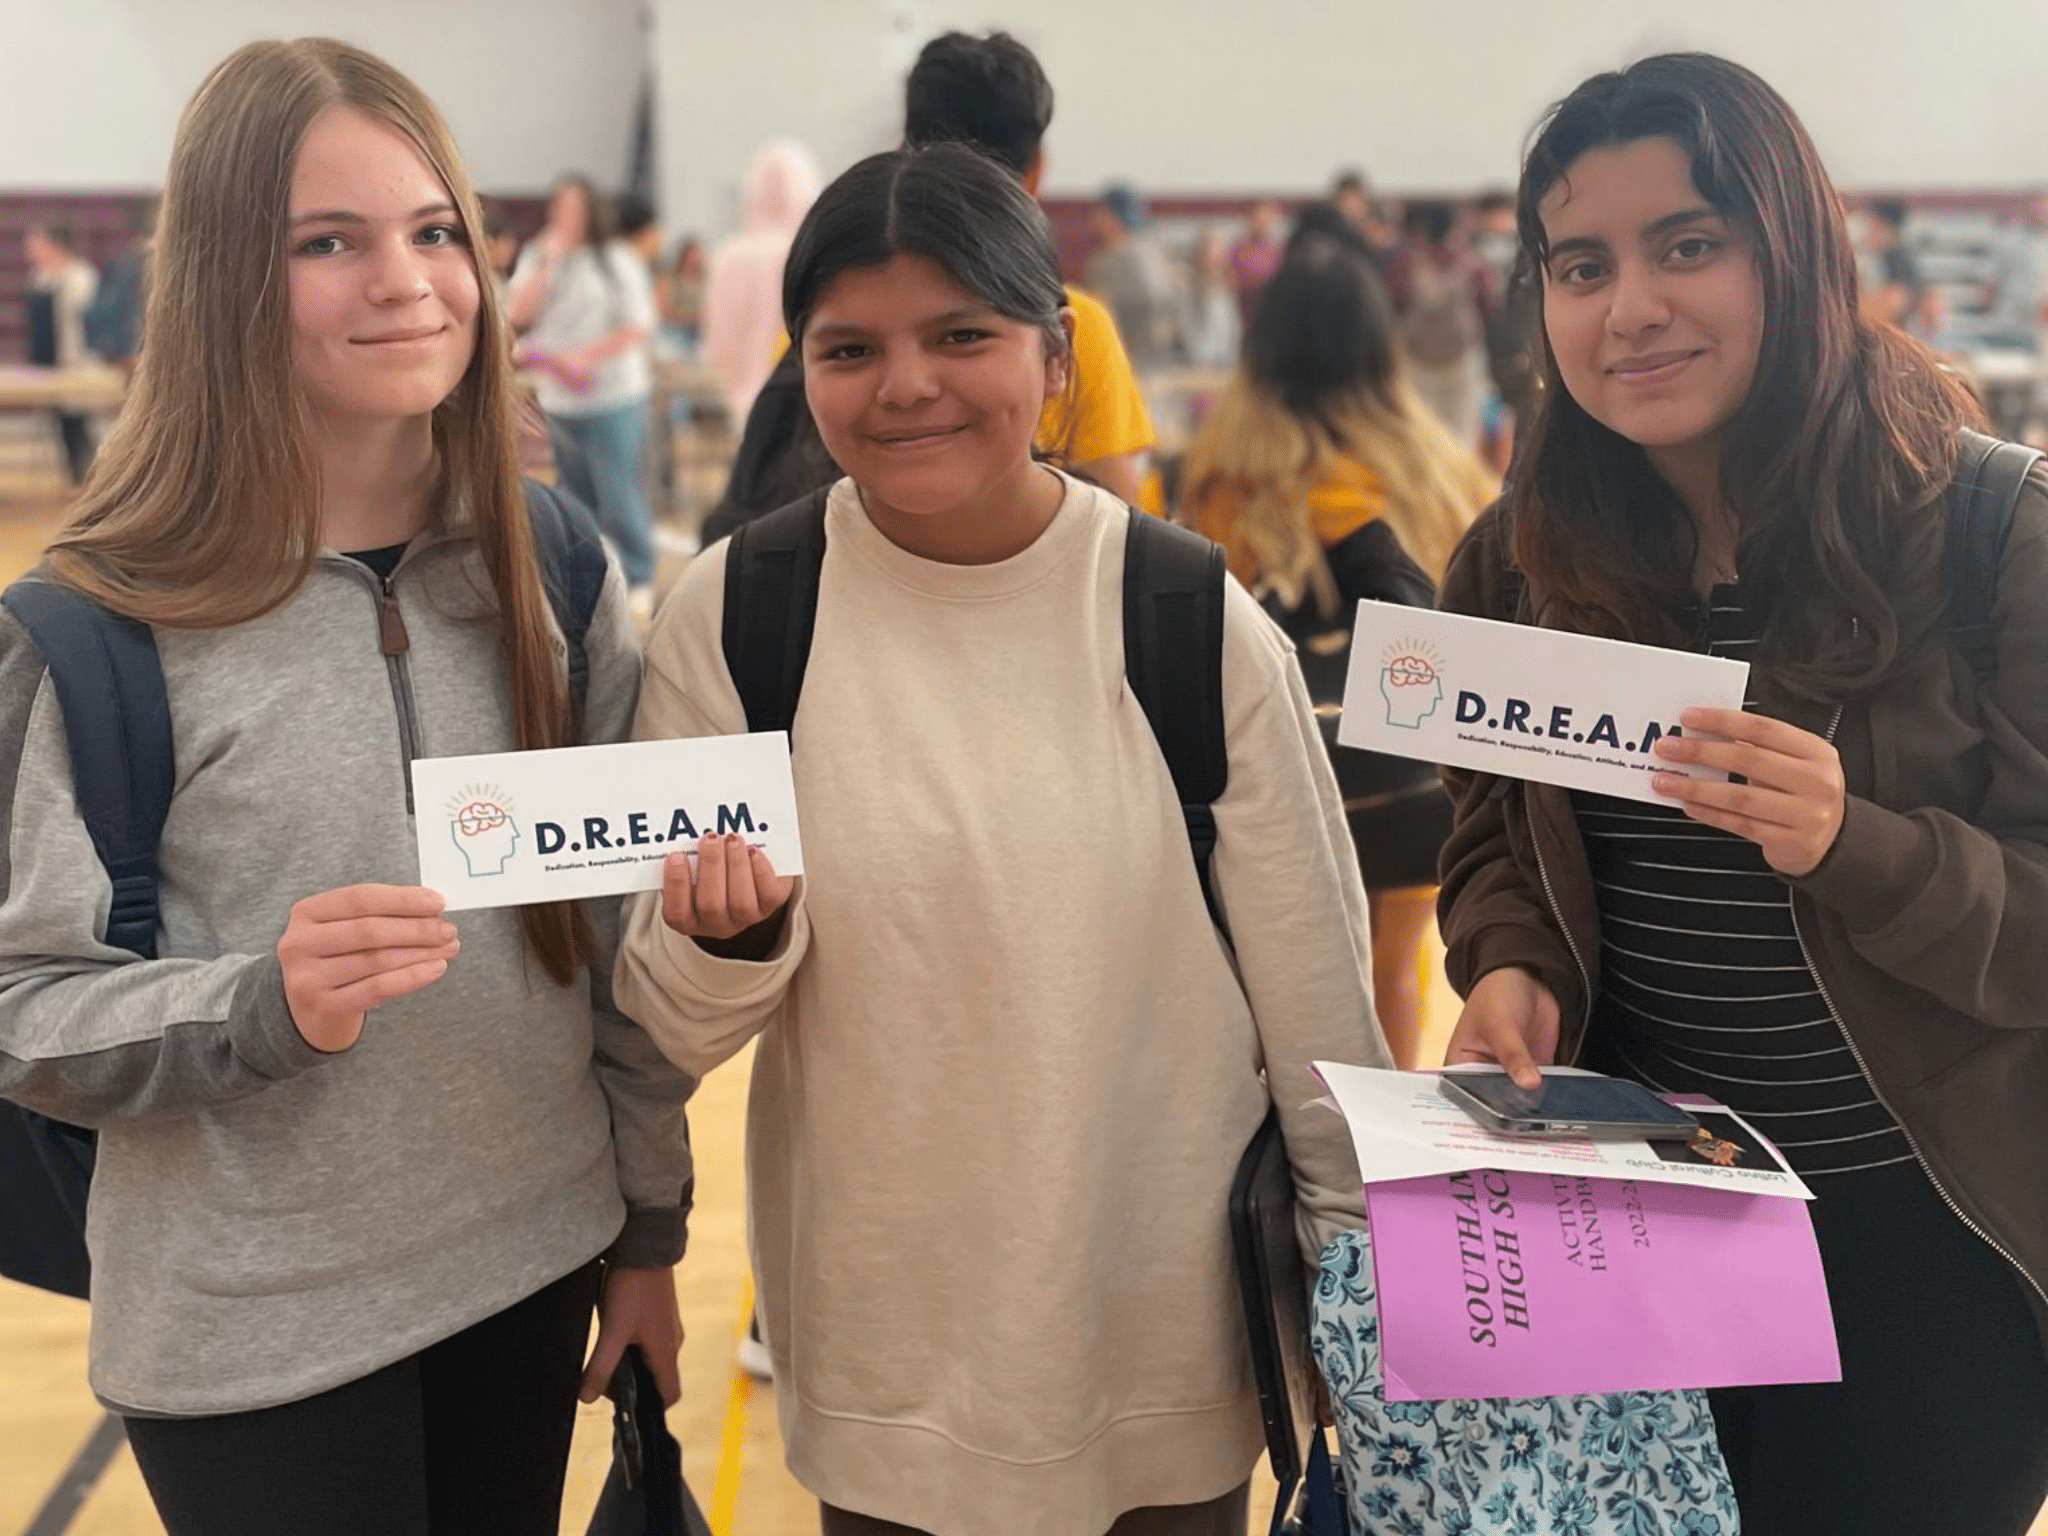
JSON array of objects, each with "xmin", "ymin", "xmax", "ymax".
[
  {"xmin": 805, "ymin": 305, "xmax": 993, "ymax": 343},
  {"xmin": 1545, "ymin": 204, "xmax": 1724, "ymax": 262},
  {"xmin": 288, "ymin": 201, "xmax": 458, "ymax": 229}
]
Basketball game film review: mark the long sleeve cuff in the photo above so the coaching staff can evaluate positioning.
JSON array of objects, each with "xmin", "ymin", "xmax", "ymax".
[
  {"xmin": 229, "ymin": 955, "xmax": 335, "ymax": 1077},
  {"xmin": 608, "ymin": 1204, "xmax": 689, "ymax": 1268}
]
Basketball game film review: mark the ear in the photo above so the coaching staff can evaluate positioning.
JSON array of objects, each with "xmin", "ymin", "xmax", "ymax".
[
  {"xmin": 1043, "ymin": 306, "xmax": 1076, "ymax": 400},
  {"xmin": 1022, "ymin": 149, "xmax": 1045, "ymax": 198}
]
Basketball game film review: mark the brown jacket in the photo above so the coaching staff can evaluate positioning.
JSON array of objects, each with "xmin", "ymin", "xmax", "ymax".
[{"xmin": 1436, "ymin": 475, "xmax": 2048, "ymax": 1323}]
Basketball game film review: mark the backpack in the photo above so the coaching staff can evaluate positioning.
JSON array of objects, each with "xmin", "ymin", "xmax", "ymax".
[
  {"xmin": 0, "ymin": 479, "xmax": 610, "ymax": 1300},
  {"xmin": 1259, "ymin": 519, "xmax": 1444, "ymax": 818},
  {"xmin": 1494, "ymin": 431, "xmax": 2042, "ymax": 682},
  {"xmin": 82, "ymin": 249, "xmax": 146, "ymax": 363},
  {"xmin": 718, "ymin": 488, "xmax": 1230, "ymax": 919}
]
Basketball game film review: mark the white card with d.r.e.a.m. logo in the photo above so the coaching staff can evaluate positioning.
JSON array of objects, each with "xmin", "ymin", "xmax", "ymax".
[
  {"xmin": 1337, "ymin": 601, "xmax": 1749, "ymax": 805},
  {"xmin": 411, "ymin": 733, "xmax": 803, "ymax": 911}
]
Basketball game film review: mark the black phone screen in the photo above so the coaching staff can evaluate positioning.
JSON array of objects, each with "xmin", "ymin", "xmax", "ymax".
[{"xmin": 1445, "ymin": 1072, "xmax": 1700, "ymax": 1131}]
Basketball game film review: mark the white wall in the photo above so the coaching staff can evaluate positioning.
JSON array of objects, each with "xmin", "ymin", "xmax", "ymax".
[
  {"xmin": 0, "ymin": 0, "xmax": 650, "ymax": 191},
  {"xmin": 8, "ymin": 0, "xmax": 2047, "ymax": 241},
  {"xmin": 655, "ymin": 0, "xmax": 2048, "ymax": 242}
]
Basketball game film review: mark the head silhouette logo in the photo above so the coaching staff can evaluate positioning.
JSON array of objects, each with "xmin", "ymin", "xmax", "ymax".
[
  {"xmin": 1380, "ymin": 638, "xmax": 1448, "ymax": 729},
  {"xmin": 448, "ymin": 784, "xmax": 520, "ymax": 876}
]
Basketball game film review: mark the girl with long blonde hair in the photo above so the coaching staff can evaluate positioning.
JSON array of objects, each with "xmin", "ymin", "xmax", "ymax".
[
  {"xmin": 0, "ymin": 39, "xmax": 691, "ymax": 1535},
  {"xmin": 1184, "ymin": 233, "xmax": 1496, "ymax": 1063}
]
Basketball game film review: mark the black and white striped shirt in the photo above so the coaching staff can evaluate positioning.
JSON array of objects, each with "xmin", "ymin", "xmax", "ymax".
[{"xmin": 1570, "ymin": 587, "xmax": 1913, "ymax": 1178}]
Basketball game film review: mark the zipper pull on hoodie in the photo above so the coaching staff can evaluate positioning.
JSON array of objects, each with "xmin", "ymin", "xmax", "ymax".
[{"xmin": 379, "ymin": 586, "xmax": 410, "ymax": 657}]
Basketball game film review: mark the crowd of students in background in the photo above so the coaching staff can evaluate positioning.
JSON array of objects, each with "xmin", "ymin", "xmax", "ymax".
[{"xmin": 29, "ymin": 130, "xmax": 2048, "ymax": 499}]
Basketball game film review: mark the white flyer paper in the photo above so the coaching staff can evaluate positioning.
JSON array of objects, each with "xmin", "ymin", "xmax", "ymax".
[
  {"xmin": 1337, "ymin": 601, "xmax": 1749, "ymax": 804},
  {"xmin": 411, "ymin": 733, "xmax": 802, "ymax": 912},
  {"xmin": 1313, "ymin": 1062, "xmax": 1813, "ymax": 1200}
]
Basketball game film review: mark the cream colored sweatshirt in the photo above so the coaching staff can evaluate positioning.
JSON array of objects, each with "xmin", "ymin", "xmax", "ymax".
[{"xmin": 618, "ymin": 475, "xmax": 1385, "ymax": 1536}]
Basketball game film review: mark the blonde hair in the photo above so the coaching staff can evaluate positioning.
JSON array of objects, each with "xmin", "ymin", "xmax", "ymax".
[
  {"xmin": 46, "ymin": 38, "xmax": 594, "ymax": 985},
  {"xmin": 1184, "ymin": 373, "xmax": 1496, "ymax": 613}
]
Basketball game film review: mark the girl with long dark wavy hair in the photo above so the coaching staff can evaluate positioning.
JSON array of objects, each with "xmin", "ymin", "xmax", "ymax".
[{"xmin": 1438, "ymin": 53, "xmax": 2048, "ymax": 1532}]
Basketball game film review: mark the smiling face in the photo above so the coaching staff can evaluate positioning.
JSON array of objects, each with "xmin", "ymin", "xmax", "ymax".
[
  {"xmin": 1538, "ymin": 136, "xmax": 1765, "ymax": 489},
  {"xmin": 286, "ymin": 105, "xmax": 480, "ymax": 435},
  {"xmin": 800, "ymin": 252, "xmax": 1068, "ymax": 545}
]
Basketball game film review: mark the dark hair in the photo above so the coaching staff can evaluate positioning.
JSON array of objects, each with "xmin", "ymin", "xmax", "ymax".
[
  {"xmin": 1402, "ymin": 199, "xmax": 1456, "ymax": 245},
  {"xmin": 1287, "ymin": 202, "xmax": 1376, "ymax": 266},
  {"xmin": 1509, "ymin": 52, "xmax": 1975, "ymax": 698},
  {"xmin": 1332, "ymin": 169, "xmax": 1369, "ymax": 198},
  {"xmin": 1868, "ymin": 197, "xmax": 1909, "ymax": 232},
  {"xmin": 1244, "ymin": 241, "xmax": 1398, "ymax": 426},
  {"xmin": 614, "ymin": 190, "xmax": 657, "ymax": 238},
  {"xmin": 903, "ymin": 32, "xmax": 1053, "ymax": 177},
  {"xmin": 32, "ymin": 222, "xmax": 77, "ymax": 253},
  {"xmin": 1473, "ymin": 188, "xmax": 1516, "ymax": 217},
  {"xmin": 784, "ymin": 144, "xmax": 1069, "ymax": 363},
  {"xmin": 552, "ymin": 174, "xmax": 615, "ymax": 251}
]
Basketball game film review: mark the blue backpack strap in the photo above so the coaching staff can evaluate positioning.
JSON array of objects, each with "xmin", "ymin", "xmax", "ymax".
[
  {"xmin": 0, "ymin": 574, "xmax": 172, "ymax": 1299},
  {"xmin": 1, "ymin": 577, "xmax": 169, "ymax": 960},
  {"xmin": 1945, "ymin": 427, "xmax": 2043, "ymax": 683},
  {"xmin": 718, "ymin": 486, "xmax": 833, "ymax": 737},
  {"xmin": 1122, "ymin": 511, "xmax": 1231, "ymax": 927},
  {"xmin": 523, "ymin": 477, "xmax": 611, "ymax": 723}
]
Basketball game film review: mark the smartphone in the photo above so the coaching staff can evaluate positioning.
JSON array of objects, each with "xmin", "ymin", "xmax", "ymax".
[{"xmin": 1438, "ymin": 1069, "xmax": 1700, "ymax": 1139}]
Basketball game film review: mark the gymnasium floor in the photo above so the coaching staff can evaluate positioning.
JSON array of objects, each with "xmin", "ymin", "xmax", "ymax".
[{"xmin": 2, "ymin": 418, "xmax": 2042, "ymax": 1535}]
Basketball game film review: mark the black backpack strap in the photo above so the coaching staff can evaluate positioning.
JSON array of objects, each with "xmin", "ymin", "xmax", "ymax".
[
  {"xmin": 719, "ymin": 487, "xmax": 833, "ymax": 737},
  {"xmin": 1, "ymin": 578, "xmax": 169, "ymax": 960},
  {"xmin": 524, "ymin": 477, "xmax": 611, "ymax": 723},
  {"xmin": 1945, "ymin": 428, "xmax": 2043, "ymax": 683},
  {"xmin": 1123, "ymin": 512, "xmax": 1230, "ymax": 926}
]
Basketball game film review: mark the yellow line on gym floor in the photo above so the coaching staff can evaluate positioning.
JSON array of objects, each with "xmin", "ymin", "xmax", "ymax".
[{"xmin": 709, "ymin": 1278, "xmax": 755, "ymax": 1536}]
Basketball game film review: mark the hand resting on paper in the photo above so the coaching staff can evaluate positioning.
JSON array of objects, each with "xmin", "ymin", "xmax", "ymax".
[
  {"xmin": 277, "ymin": 883, "xmax": 460, "ymax": 1053},
  {"xmin": 1442, "ymin": 966, "xmax": 1559, "ymax": 1090},
  {"xmin": 1650, "ymin": 706, "xmax": 1845, "ymax": 877},
  {"xmin": 659, "ymin": 832, "xmax": 793, "ymax": 960}
]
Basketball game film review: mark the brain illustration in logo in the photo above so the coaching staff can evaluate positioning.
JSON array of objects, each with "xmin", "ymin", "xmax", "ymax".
[
  {"xmin": 447, "ymin": 784, "xmax": 521, "ymax": 876},
  {"xmin": 1379, "ymin": 640, "xmax": 1446, "ymax": 729}
]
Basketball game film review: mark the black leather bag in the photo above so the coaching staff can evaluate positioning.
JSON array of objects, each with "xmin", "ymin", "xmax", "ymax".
[{"xmin": 584, "ymin": 1347, "xmax": 712, "ymax": 1536}]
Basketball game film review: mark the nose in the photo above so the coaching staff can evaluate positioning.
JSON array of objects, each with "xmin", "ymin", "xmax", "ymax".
[
  {"xmin": 873, "ymin": 346, "xmax": 940, "ymax": 410},
  {"xmin": 1605, "ymin": 258, "xmax": 1671, "ymax": 339},
  {"xmin": 364, "ymin": 237, "xmax": 434, "ymax": 306}
]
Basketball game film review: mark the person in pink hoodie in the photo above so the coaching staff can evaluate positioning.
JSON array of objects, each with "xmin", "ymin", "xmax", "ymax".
[{"xmin": 701, "ymin": 139, "xmax": 821, "ymax": 425}]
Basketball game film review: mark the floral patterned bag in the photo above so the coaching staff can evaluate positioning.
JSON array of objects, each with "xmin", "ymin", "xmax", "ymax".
[{"xmin": 1312, "ymin": 1228, "xmax": 1742, "ymax": 1535}]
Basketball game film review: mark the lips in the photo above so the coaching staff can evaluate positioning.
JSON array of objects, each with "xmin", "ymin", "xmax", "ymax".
[
  {"xmin": 354, "ymin": 326, "xmax": 446, "ymax": 345},
  {"xmin": 870, "ymin": 424, "xmax": 966, "ymax": 448},
  {"xmin": 1608, "ymin": 350, "xmax": 1700, "ymax": 382}
]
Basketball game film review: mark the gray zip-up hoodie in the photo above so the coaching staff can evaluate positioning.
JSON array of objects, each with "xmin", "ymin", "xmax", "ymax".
[{"xmin": 0, "ymin": 532, "xmax": 695, "ymax": 1416}]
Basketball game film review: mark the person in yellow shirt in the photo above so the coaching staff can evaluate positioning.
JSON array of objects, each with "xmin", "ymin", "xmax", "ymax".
[
  {"xmin": 1183, "ymin": 236, "xmax": 1496, "ymax": 1065},
  {"xmin": 904, "ymin": 30, "xmax": 1154, "ymax": 508}
]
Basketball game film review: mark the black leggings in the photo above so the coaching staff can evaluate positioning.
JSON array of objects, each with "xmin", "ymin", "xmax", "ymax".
[
  {"xmin": 125, "ymin": 1259, "xmax": 603, "ymax": 1536},
  {"xmin": 1708, "ymin": 1161, "xmax": 2048, "ymax": 1535}
]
